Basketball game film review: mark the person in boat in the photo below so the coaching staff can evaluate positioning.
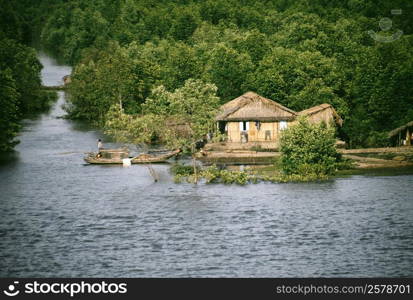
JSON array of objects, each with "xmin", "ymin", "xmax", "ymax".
[
  {"xmin": 97, "ymin": 139, "xmax": 103, "ymax": 158},
  {"xmin": 97, "ymin": 139, "xmax": 103, "ymax": 151}
]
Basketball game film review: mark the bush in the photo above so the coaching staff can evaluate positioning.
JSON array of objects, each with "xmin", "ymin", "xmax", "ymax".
[
  {"xmin": 171, "ymin": 164, "xmax": 251, "ymax": 185},
  {"xmin": 170, "ymin": 163, "xmax": 195, "ymax": 177},
  {"xmin": 335, "ymin": 158, "xmax": 356, "ymax": 170},
  {"xmin": 364, "ymin": 131, "xmax": 390, "ymax": 148},
  {"xmin": 201, "ymin": 165, "xmax": 250, "ymax": 185},
  {"xmin": 261, "ymin": 173, "xmax": 329, "ymax": 183},
  {"xmin": 280, "ymin": 116, "xmax": 341, "ymax": 177}
]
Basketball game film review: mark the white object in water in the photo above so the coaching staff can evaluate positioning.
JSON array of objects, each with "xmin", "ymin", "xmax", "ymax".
[{"xmin": 122, "ymin": 158, "xmax": 131, "ymax": 167}]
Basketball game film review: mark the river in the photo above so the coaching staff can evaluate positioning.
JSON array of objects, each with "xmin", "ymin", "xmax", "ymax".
[{"xmin": 0, "ymin": 53, "xmax": 412, "ymax": 277}]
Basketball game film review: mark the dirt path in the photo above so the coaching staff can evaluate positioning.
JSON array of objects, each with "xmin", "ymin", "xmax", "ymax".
[
  {"xmin": 343, "ymin": 154, "xmax": 413, "ymax": 168},
  {"xmin": 340, "ymin": 146, "xmax": 412, "ymax": 154},
  {"xmin": 197, "ymin": 146, "xmax": 413, "ymax": 168}
]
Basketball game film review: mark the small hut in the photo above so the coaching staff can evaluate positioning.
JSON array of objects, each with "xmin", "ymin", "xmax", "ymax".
[
  {"xmin": 216, "ymin": 92, "xmax": 297, "ymax": 145},
  {"xmin": 297, "ymin": 103, "xmax": 343, "ymax": 127},
  {"xmin": 213, "ymin": 92, "xmax": 344, "ymax": 150},
  {"xmin": 388, "ymin": 121, "xmax": 413, "ymax": 146}
]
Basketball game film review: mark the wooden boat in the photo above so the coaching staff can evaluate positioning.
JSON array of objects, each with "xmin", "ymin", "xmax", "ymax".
[
  {"xmin": 84, "ymin": 148, "xmax": 180, "ymax": 164},
  {"xmin": 84, "ymin": 148, "xmax": 129, "ymax": 164},
  {"xmin": 131, "ymin": 149, "xmax": 180, "ymax": 163}
]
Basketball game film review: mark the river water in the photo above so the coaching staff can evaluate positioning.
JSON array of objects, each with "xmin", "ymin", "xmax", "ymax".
[{"xmin": 0, "ymin": 53, "xmax": 412, "ymax": 277}]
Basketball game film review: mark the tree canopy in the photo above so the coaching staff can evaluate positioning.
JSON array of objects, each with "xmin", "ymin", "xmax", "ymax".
[
  {"xmin": 13, "ymin": 0, "xmax": 413, "ymax": 148},
  {"xmin": 105, "ymin": 79, "xmax": 220, "ymax": 152},
  {"xmin": 0, "ymin": 0, "xmax": 56, "ymax": 151}
]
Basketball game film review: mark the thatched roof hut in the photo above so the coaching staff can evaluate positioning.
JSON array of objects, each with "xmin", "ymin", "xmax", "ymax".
[
  {"xmin": 388, "ymin": 121, "xmax": 413, "ymax": 146},
  {"xmin": 388, "ymin": 121, "xmax": 413, "ymax": 138},
  {"xmin": 298, "ymin": 103, "xmax": 343, "ymax": 126},
  {"xmin": 216, "ymin": 92, "xmax": 297, "ymax": 122},
  {"xmin": 212, "ymin": 92, "xmax": 344, "ymax": 147}
]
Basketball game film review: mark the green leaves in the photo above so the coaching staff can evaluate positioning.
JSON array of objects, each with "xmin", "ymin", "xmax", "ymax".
[
  {"xmin": 0, "ymin": 68, "xmax": 20, "ymax": 151},
  {"xmin": 202, "ymin": 43, "xmax": 254, "ymax": 101},
  {"xmin": 105, "ymin": 104, "xmax": 162, "ymax": 145},
  {"xmin": 247, "ymin": 47, "xmax": 347, "ymax": 115},
  {"xmin": 171, "ymin": 164, "xmax": 251, "ymax": 185},
  {"xmin": 0, "ymin": 33, "xmax": 53, "ymax": 151},
  {"xmin": 33, "ymin": 0, "xmax": 413, "ymax": 148},
  {"xmin": 280, "ymin": 116, "xmax": 341, "ymax": 176},
  {"xmin": 68, "ymin": 42, "xmax": 161, "ymax": 122},
  {"xmin": 106, "ymin": 79, "xmax": 220, "ymax": 152}
]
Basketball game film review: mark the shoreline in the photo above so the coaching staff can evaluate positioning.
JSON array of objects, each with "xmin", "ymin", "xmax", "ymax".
[
  {"xmin": 196, "ymin": 146, "xmax": 413, "ymax": 170},
  {"xmin": 343, "ymin": 154, "xmax": 413, "ymax": 169}
]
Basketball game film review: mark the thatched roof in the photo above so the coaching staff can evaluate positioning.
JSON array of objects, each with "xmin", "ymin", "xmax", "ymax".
[
  {"xmin": 216, "ymin": 92, "xmax": 297, "ymax": 121},
  {"xmin": 298, "ymin": 103, "xmax": 343, "ymax": 126},
  {"xmin": 388, "ymin": 121, "xmax": 413, "ymax": 138}
]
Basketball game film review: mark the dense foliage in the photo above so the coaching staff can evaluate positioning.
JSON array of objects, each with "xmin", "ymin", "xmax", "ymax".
[
  {"xmin": 105, "ymin": 79, "xmax": 220, "ymax": 151},
  {"xmin": 0, "ymin": 0, "xmax": 56, "ymax": 151},
  {"xmin": 19, "ymin": 0, "xmax": 413, "ymax": 147},
  {"xmin": 280, "ymin": 117, "xmax": 342, "ymax": 177},
  {"xmin": 172, "ymin": 164, "xmax": 252, "ymax": 185}
]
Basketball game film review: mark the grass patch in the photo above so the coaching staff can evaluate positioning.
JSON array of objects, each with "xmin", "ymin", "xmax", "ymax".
[{"xmin": 170, "ymin": 159, "xmax": 349, "ymax": 184}]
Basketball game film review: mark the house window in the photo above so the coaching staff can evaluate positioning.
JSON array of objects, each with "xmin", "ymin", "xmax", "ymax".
[
  {"xmin": 239, "ymin": 121, "xmax": 249, "ymax": 131},
  {"xmin": 255, "ymin": 121, "xmax": 261, "ymax": 130},
  {"xmin": 279, "ymin": 121, "xmax": 288, "ymax": 130}
]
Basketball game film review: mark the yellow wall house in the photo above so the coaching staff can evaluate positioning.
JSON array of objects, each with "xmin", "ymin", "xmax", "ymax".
[{"xmin": 215, "ymin": 92, "xmax": 342, "ymax": 149}]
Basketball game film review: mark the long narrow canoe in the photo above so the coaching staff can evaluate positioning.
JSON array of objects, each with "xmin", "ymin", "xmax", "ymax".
[{"xmin": 84, "ymin": 149, "xmax": 180, "ymax": 164}]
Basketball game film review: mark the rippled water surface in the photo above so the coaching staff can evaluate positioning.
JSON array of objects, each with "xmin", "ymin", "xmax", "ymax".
[{"xmin": 0, "ymin": 53, "xmax": 412, "ymax": 277}]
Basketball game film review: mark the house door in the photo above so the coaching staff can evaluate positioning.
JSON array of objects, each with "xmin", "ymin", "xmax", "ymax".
[
  {"xmin": 239, "ymin": 121, "xmax": 249, "ymax": 143},
  {"xmin": 218, "ymin": 121, "xmax": 227, "ymax": 134}
]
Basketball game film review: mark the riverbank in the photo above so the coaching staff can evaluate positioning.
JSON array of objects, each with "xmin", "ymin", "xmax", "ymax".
[
  {"xmin": 344, "ymin": 154, "xmax": 413, "ymax": 169},
  {"xmin": 175, "ymin": 150, "xmax": 413, "ymax": 185},
  {"xmin": 196, "ymin": 146, "xmax": 413, "ymax": 170},
  {"xmin": 196, "ymin": 151, "xmax": 279, "ymax": 165},
  {"xmin": 239, "ymin": 162, "xmax": 413, "ymax": 179}
]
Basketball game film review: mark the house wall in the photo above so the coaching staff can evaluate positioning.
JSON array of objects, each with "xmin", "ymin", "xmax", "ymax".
[
  {"xmin": 226, "ymin": 121, "xmax": 290, "ymax": 143},
  {"xmin": 227, "ymin": 122, "xmax": 241, "ymax": 142}
]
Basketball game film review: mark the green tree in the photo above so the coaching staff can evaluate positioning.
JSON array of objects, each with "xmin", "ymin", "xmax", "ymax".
[
  {"xmin": 344, "ymin": 36, "xmax": 413, "ymax": 147},
  {"xmin": 203, "ymin": 44, "xmax": 254, "ymax": 101},
  {"xmin": 170, "ymin": 7, "xmax": 200, "ymax": 41},
  {"xmin": 153, "ymin": 40, "xmax": 200, "ymax": 91},
  {"xmin": 106, "ymin": 79, "xmax": 220, "ymax": 181},
  {"xmin": 0, "ymin": 38, "xmax": 47, "ymax": 113},
  {"xmin": 68, "ymin": 42, "xmax": 160, "ymax": 122},
  {"xmin": 280, "ymin": 117, "xmax": 341, "ymax": 176},
  {"xmin": 0, "ymin": 27, "xmax": 54, "ymax": 151},
  {"xmin": 200, "ymin": 0, "xmax": 232, "ymax": 25},
  {"xmin": 247, "ymin": 47, "xmax": 348, "ymax": 115},
  {"xmin": 0, "ymin": 69, "xmax": 20, "ymax": 151},
  {"xmin": 32, "ymin": 0, "xmax": 413, "ymax": 149},
  {"xmin": 142, "ymin": 79, "xmax": 220, "ymax": 151}
]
